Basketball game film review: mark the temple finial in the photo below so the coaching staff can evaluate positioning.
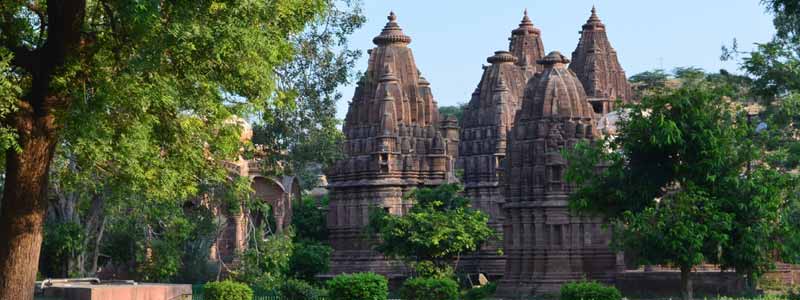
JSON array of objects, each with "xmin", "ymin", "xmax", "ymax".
[
  {"xmin": 584, "ymin": 5, "xmax": 604, "ymax": 28},
  {"xmin": 513, "ymin": 8, "xmax": 539, "ymax": 35},
  {"xmin": 374, "ymin": 11, "xmax": 411, "ymax": 45},
  {"xmin": 521, "ymin": 9, "xmax": 532, "ymax": 25}
]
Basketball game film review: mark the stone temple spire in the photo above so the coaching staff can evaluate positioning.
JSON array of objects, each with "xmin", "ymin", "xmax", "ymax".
[
  {"xmin": 510, "ymin": 9, "xmax": 546, "ymax": 75},
  {"xmin": 497, "ymin": 50, "xmax": 616, "ymax": 296},
  {"xmin": 328, "ymin": 11, "xmax": 456, "ymax": 279},
  {"xmin": 458, "ymin": 9, "xmax": 547, "ymax": 278},
  {"xmin": 569, "ymin": 6, "xmax": 633, "ymax": 115}
]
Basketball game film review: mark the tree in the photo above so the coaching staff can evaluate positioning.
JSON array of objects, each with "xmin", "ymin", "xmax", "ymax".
[
  {"xmin": 438, "ymin": 103, "xmax": 466, "ymax": 125},
  {"xmin": 614, "ymin": 187, "xmax": 732, "ymax": 300},
  {"xmin": 564, "ymin": 83, "xmax": 790, "ymax": 300},
  {"xmin": 629, "ymin": 69, "xmax": 670, "ymax": 96},
  {"xmin": 0, "ymin": 1, "xmax": 328, "ymax": 299},
  {"xmin": 368, "ymin": 184, "xmax": 494, "ymax": 277},
  {"xmin": 252, "ymin": 0, "xmax": 365, "ymax": 188},
  {"xmin": 292, "ymin": 195, "xmax": 329, "ymax": 242},
  {"xmin": 725, "ymin": 0, "xmax": 800, "ymax": 271}
]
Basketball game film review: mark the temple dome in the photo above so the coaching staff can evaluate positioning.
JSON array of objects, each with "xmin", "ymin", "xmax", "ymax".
[
  {"xmin": 487, "ymin": 51, "xmax": 518, "ymax": 64},
  {"xmin": 373, "ymin": 11, "xmax": 412, "ymax": 45},
  {"xmin": 521, "ymin": 51, "xmax": 595, "ymax": 120}
]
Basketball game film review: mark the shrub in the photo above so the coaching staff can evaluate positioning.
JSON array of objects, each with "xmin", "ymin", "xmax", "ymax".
[
  {"xmin": 289, "ymin": 241, "xmax": 331, "ymax": 281},
  {"xmin": 400, "ymin": 277, "xmax": 459, "ymax": 300},
  {"xmin": 462, "ymin": 282, "xmax": 497, "ymax": 300},
  {"xmin": 204, "ymin": 280, "xmax": 253, "ymax": 300},
  {"xmin": 560, "ymin": 281, "xmax": 621, "ymax": 300},
  {"xmin": 280, "ymin": 278, "xmax": 326, "ymax": 300},
  {"xmin": 327, "ymin": 272, "xmax": 388, "ymax": 300}
]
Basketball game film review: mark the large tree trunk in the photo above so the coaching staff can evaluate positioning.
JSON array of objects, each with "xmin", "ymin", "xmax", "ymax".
[
  {"xmin": 0, "ymin": 1, "xmax": 86, "ymax": 298},
  {"xmin": 680, "ymin": 265, "xmax": 694, "ymax": 300},
  {"xmin": 0, "ymin": 106, "xmax": 58, "ymax": 300}
]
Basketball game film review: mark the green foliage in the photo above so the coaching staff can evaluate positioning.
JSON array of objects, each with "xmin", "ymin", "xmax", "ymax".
[
  {"xmin": 629, "ymin": 69, "xmax": 670, "ymax": 94},
  {"xmin": 326, "ymin": 272, "xmax": 388, "ymax": 300},
  {"xmin": 289, "ymin": 240, "xmax": 331, "ymax": 281},
  {"xmin": 252, "ymin": 0, "xmax": 365, "ymax": 187},
  {"xmin": 0, "ymin": 48, "xmax": 19, "ymax": 155},
  {"xmin": 559, "ymin": 281, "xmax": 622, "ymax": 300},
  {"xmin": 279, "ymin": 278, "xmax": 327, "ymax": 300},
  {"xmin": 400, "ymin": 277, "xmax": 459, "ymax": 300},
  {"xmin": 236, "ymin": 231, "xmax": 294, "ymax": 291},
  {"xmin": 225, "ymin": 176, "xmax": 254, "ymax": 215},
  {"xmin": 615, "ymin": 186, "xmax": 732, "ymax": 270},
  {"xmin": 564, "ymin": 84, "xmax": 794, "ymax": 297},
  {"xmin": 438, "ymin": 103, "xmax": 466, "ymax": 124},
  {"xmin": 566, "ymin": 85, "xmax": 752, "ymax": 217},
  {"xmin": 461, "ymin": 283, "xmax": 498, "ymax": 300},
  {"xmin": 204, "ymin": 280, "xmax": 254, "ymax": 300},
  {"xmin": 728, "ymin": 1, "xmax": 800, "ymax": 99},
  {"xmin": 368, "ymin": 184, "xmax": 494, "ymax": 276},
  {"xmin": 136, "ymin": 213, "xmax": 195, "ymax": 282},
  {"xmin": 292, "ymin": 195, "xmax": 329, "ymax": 242},
  {"xmin": 41, "ymin": 222, "xmax": 86, "ymax": 277}
]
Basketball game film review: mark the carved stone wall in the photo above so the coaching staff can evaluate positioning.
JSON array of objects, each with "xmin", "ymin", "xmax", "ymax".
[
  {"xmin": 496, "ymin": 52, "xmax": 617, "ymax": 296},
  {"xmin": 569, "ymin": 7, "xmax": 633, "ymax": 116},
  {"xmin": 458, "ymin": 11, "xmax": 545, "ymax": 279},
  {"xmin": 325, "ymin": 12, "xmax": 455, "ymax": 278}
]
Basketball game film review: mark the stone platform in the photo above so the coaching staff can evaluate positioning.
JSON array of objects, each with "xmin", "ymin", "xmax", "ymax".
[{"xmin": 36, "ymin": 279, "xmax": 191, "ymax": 300}]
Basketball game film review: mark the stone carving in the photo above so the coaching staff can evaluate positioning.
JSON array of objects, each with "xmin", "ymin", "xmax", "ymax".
[
  {"xmin": 497, "ymin": 51, "xmax": 617, "ymax": 296},
  {"xmin": 458, "ymin": 11, "xmax": 545, "ymax": 279},
  {"xmin": 325, "ymin": 12, "xmax": 456, "ymax": 279},
  {"xmin": 569, "ymin": 6, "xmax": 633, "ymax": 115}
]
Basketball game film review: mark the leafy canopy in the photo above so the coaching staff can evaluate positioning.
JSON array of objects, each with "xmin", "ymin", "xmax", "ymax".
[
  {"xmin": 368, "ymin": 184, "xmax": 494, "ymax": 277},
  {"xmin": 565, "ymin": 81, "xmax": 794, "ymax": 297}
]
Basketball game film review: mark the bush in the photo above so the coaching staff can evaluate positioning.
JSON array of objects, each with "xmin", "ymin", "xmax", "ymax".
[
  {"xmin": 400, "ymin": 277, "xmax": 459, "ymax": 300},
  {"xmin": 289, "ymin": 241, "xmax": 331, "ymax": 281},
  {"xmin": 280, "ymin": 278, "xmax": 326, "ymax": 300},
  {"xmin": 204, "ymin": 280, "xmax": 253, "ymax": 300},
  {"xmin": 462, "ymin": 282, "xmax": 497, "ymax": 300},
  {"xmin": 560, "ymin": 281, "xmax": 621, "ymax": 300},
  {"xmin": 327, "ymin": 272, "xmax": 388, "ymax": 300}
]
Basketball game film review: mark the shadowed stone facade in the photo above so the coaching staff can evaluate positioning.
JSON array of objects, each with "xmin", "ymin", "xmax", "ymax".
[
  {"xmin": 459, "ymin": 11, "xmax": 545, "ymax": 279},
  {"xmin": 569, "ymin": 7, "xmax": 633, "ymax": 115},
  {"xmin": 325, "ymin": 12, "xmax": 456, "ymax": 278},
  {"xmin": 497, "ymin": 52, "xmax": 618, "ymax": 296}
]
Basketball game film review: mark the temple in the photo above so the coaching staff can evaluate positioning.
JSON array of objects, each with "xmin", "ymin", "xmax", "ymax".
[
  {"xmin": 569, "ymin": 6, "xmax": 633, "ymax": 115},
  {"xmin": 459, "ymin": 11, "xmax": 544, "ymax": 279},
  {"xmin": 325, "ymin": 12, "xmax": 457, "ymax": 278},
  {"xmin": 496, "ymin": 51, "xmax": 618, "ymax": 296}
]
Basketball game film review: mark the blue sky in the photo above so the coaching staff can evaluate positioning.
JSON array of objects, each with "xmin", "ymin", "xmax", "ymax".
[{"xmin": 335, "ymin": 1, "xmax": 776, "ymax": 119}]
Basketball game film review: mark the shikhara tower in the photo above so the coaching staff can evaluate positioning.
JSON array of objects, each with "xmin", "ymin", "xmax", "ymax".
[
  {"xmin": 325, "ymin": 12, "xmax": 457, "ymax": 278},
  {"xmin": 459, "ymin": 10, "xmax": 545, "ymax": 279},
  {"xmin": 569, "ymin": 6, "xmax": 633, "ymax": 115},
  {"xmin": 497, "ymin": 51, "xmax": 618, "ymax": 296}
]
